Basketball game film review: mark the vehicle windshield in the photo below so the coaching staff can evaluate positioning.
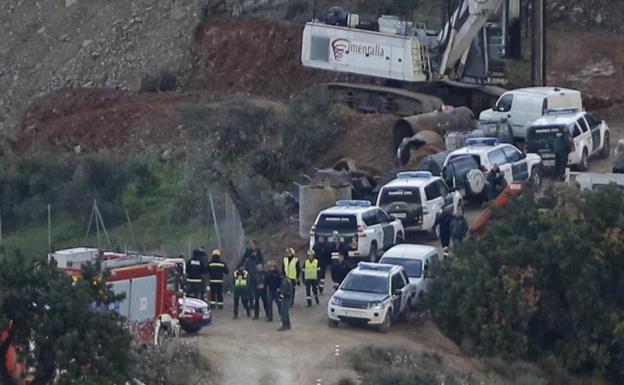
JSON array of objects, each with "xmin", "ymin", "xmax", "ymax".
[
  {"xmin": 341, "ymin": 274, "xmax": 388, "ymax": 294},
  {"xmin": 379, "ymin": 187, "xmax": 421, "ymax": 205},
  {"xmin": 316, "ymin": 214, "xmax": 357, "ymax": 233},
  {"xmin": 379, "ymin": 257, "xmax": 422, "ymax": 278}
]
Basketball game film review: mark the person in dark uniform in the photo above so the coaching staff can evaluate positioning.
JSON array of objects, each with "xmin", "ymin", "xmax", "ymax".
[
  {"xmin": 207, "ymin": 249, "xmax": 228, "ymax": 309},
  {"xmin": 278, "ymin": 272, "xmax": 294, "ymax": 331},
  {"xmin": 241, "ymin": 240, "xmax": 264, "ymax": 310},
  {"xmin": 331, "ymin": 251, "xmax": 351, "ymax": 289},
  {"xmin": 487, "ymin": 164, "xmax": 507, "ymax": 201},
  {"xmin": 253, "ymin": 264, "xmax": 268, "ymax": 320},
  {"xmin": 312, "ymin": 235, "xmax": 332, "ymax": 294},
  {"xmin": 434, "ymin": 210, "xmax": 452, "ymax": 251},
  {"xmin": 450, "ymin": 211, "xmax": 469, "ymax": 246},
  {"xmin": 186, "ymin": 247, "xmax": 208, "ymax": 299},
  {"xmin": 552, "ymin": 126, "xmax": 573, "ymax": 181},
  {"xmin": 265, "ymin": 260, "xmax": 282, "ymax": 322}
]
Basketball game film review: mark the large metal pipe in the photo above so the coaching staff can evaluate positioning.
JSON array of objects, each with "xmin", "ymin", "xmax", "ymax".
[{"xmin": 393, "ymin": 106, "xmax": 476, "ymax": 149}]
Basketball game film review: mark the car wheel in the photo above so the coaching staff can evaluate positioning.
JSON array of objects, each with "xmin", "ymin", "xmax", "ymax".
[
  {"xmin": 600, "ymin": 132, "xmax": 611, "ymax": 159},
  {"xmin": 328, "ymin": 318, "xmax": 339, "ymax": 328},
  {"xmin": 528, "ymin": 166, "xmax": 543, "ymax": 188},
  {"xmin": 369, "ymin": 242, "xmax": 378, "ymax": 262},
  {"xmin": 378, "ymin": 311, "xmax": 391, "ymax": 333},
  {"xmin": 578, "ymin": 148, "xmax": 589, "ymax": 171},
  {"xmin": 395, "ymin": 232, "xmax": 404, "ymax": 244}
]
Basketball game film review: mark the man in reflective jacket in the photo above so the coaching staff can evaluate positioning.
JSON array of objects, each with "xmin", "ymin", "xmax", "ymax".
[
  {"xmin": 282, "ymin": 248, "xmax": 301, "ymax": 306},
  {"xmin": 303, "ymin": 249, "xmax": 321, "ymax": 307}
]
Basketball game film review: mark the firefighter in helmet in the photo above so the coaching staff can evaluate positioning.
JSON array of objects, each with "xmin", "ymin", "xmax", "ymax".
[
  {"xmin": 208, "ymin": 249, "xmax": 228, "ymax": 309},
  {"xmin": 303, "ymin": 249, "xmax": 320, "ymax": 307}
]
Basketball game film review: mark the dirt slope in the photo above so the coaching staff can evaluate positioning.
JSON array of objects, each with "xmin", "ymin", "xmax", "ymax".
[{"xmin": 188, "ymin": 18, "xmax": 374, "ymax": 99}]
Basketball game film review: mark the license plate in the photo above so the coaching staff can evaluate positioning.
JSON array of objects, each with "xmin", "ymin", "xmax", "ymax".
[
  {"xmin": 543, "ymin": 160, "xmax": 555, "ymax": 167},
  {"xmin": 203, "ymin": 313, "xmax": 211, "ymax": 319},
  {"xmin": 344, "ymin": 311, "xmax": 364, "ymax": 317},
  {"xmin": 393, "ymin": 212, "xmax": 407, "ymax": 219}
]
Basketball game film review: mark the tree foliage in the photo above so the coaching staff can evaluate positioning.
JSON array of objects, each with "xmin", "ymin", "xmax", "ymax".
[
  {"xmin": 0, "ymin": 257, "xmax": 133, "ymax": 385},
  {"xmin": 425, "ymin": 185, "xmax": 624, "ymax": 380}
]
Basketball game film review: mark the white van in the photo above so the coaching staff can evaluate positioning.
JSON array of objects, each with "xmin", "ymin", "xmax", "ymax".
[{"xmin": 479, "ymin": 87, "xmax": 583, "ymax": 139}]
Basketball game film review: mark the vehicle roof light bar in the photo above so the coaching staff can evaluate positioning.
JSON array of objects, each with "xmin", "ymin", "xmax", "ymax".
[
  {"xmin": 358, "ymin": 262, "xmax": 394, "ymax": 271},
  {"xmin": 465, "ymin": 137, "xmax": 499, "ymax": 146},
  {"xmin": 544, "ymin": 108, "xmax": 579, "ymax": 115},
  {"xmin": 396, "ymin": 171, "xmax": 433, "ymax": 179},
  {"xmin": 335, "ymin": 200, "xmax": 372, "ymax": 208}
]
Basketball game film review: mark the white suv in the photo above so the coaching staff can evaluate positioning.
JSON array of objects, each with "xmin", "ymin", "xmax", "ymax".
[
  {"xmin": 526, "ymin": 109, "xmax": 610, "ymax": 171},
  {"xmin": 310, "ymin": 200, "xmax": 404, "ymax": 261},
  {"xmin": 379, "ymin": 244, "xmax": 440, "ymax": 311},
  {"xmin": 328, "ymin": 262, "xmax": 411, "ymax": 332},
  {"xmin": 443, "ymin": 138, "xmax": 543, "ymax": 199},
  {"xmin": 376, "ymin": 171, "xmax": 462, "ymax": 232}
]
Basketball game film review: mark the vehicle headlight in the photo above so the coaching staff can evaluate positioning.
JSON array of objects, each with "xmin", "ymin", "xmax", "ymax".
[
  {"xmin": 331, "ymin": 297, "xmax": 343, "ymax": 306},
  {"xmin": 183, "ymin": 307, "xmax": 197, "ymax": 314},
  {"xmin": 368, "ymin": 301, "xmax": 383, "ymax": 310}
]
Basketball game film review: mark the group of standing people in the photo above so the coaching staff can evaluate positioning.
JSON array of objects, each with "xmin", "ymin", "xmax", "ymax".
[
  {"xmin": 185, "ymin": 235, "xmax": 357, "ymax": 331},
  {"xmin": 434, "ymin": 209, "xmax": 469, "ymax": 254}
]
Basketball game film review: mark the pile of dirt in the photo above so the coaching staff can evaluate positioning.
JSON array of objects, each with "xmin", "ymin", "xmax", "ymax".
[
  {"xmin": 16, "ymin": 88, "xmax": 192, "ymax": 153},
  {"xmin": 187, "ymin": 17, "xmax": 372, "ymax": 99},
  {"xmin": 547, "ymin": 30, "xmax": 624, "ymax": 112}
]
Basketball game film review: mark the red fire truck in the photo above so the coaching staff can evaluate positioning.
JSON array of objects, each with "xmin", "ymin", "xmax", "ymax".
[{"xmin": 50, "ymin": 247, "xmax": 211, "ymax": 344}]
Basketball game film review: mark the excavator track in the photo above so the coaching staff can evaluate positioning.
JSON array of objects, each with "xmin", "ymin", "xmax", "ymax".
[{"xmin": 326, "ymin": 82, "xmax": 444, "ymax": 117}]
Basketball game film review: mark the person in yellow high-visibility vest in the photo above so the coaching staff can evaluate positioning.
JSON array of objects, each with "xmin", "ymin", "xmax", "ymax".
[
  {"xmin": 303, "ymin": 249, "xmax": 321, "ymax": 307},
  {"xmin": 232, "ymin": 264, "xmax": 250, "ymax": 319},
  {"xmin": 282, "ymin": 248, "xmax": 301, "ymax": 306}
]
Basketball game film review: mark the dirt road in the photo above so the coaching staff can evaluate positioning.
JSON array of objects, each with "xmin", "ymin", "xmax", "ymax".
[{"xmin": 197, "ymin": 274, "xmax": 478, "ymax": 385}]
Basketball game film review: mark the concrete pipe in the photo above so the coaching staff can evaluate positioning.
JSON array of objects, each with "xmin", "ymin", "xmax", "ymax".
[
  {"xmin": 397, "ymin": 129, "xmax": 445, "ymax": 166},
  {"xmin": 393, "ymin": 106, "xmax": 476, "ymax": 149}
]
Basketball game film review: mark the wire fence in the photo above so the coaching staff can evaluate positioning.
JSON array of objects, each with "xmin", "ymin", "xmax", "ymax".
[{"xmin": 0, "ymin": 191, "xmax": 246, "ymax": 266}]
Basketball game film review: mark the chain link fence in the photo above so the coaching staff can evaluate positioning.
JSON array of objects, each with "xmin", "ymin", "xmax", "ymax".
[{"xmin": 0, "ymin": 191, "xmax": 245, "ymax": 266}]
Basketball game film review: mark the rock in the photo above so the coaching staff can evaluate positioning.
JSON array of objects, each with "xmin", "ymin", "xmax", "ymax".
[
  {"xmin": 74, "ymin": 144, "xmax": 82, "ymax": 154},
  {"xmin": 65, "ymin": 0, "xmax": 78, "ymax": 8}
]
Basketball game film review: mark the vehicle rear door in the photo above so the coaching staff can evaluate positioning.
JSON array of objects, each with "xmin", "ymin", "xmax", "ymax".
[
  {"xmin": 390, "ymin": 273, "xmax": 406, "ymax": 320},
  {"xmin": 436, "ymin": 180, "xmax": 454, "ymax": 212},
  {"xmin": 423, "ymin": 181, "xmax": 444, "ymax": 229},
  {"xmin": 584, "ymin": 113, "xmax": 601, "ymax": 153},
  {"xmin": 502, "ymin": 145, "xmax": 529, "ymax": 181},
  {"xmin": 375, "ymin": 209, "xmax": 395, "ymax": 249},
  {"xmin": 575, "ymin": 118, "xmax": 592, "ymax": 155}
]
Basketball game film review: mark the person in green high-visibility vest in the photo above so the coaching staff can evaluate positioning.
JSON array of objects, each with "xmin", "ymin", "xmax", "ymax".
[
  {"xmin": 282, "ymin": 248, "xmax": 301, "ymax": 306},
  {"xmin": 303, "ymin": 249, "xmax": 321, "ymax": 307}
]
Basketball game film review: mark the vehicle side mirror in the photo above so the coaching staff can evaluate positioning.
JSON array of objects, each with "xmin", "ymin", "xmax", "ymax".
[
  {"xmin": 332, "ymin": 283, "xmax": 339, "ymax": 290},
  {"xmin": 389, "ymin": 215, "xmax": 396, "ymax": 221},
  {"xmin": 520, "ymin": 153, "xmax": 527, "ymax": 159},
  {"xmin": 393, "ymin": 289, "xmax": 403, "ymax": 296}
]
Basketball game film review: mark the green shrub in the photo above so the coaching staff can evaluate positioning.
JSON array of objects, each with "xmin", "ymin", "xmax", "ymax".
[{"xmin": 424, "ymin": 185, "xmax": 624, "ymax": 380}]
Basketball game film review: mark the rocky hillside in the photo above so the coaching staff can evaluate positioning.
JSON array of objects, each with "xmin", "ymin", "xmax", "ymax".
[{"xmin": 0, "ymin": 0, "xmax": 208, "ymax": 135}]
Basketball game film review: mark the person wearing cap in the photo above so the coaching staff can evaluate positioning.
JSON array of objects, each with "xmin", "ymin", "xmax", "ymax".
[
  {"xmin": 331, "ymin": 251, "xmax": 351, "ymax": 289},
  {"xmin": 277, "ymin": 270, "xmax": 294, "ymax": 331},
  {"xmin": 282, "ymin": 248, "xmax": 301, "ymax": 306},
  {"xmin": 186, "ymin": 246, "xmax": 209, "ymax": 299},
  {"xmin": 207, "ymin": 249, "xmax": 228, "ymax": 309},
  {"xmin": 241, "ymin": 240, "xmax": 265, "ymax": 310},
  {"xmin": 312, "ymin": 235, "xmax": 332, "ymax": 294},
  {"xmin": 450, "ymin": 210, "xmax": 469, "ymax": 246},
  {"xmin": 232, "ymin": 264, "xmax": 251, "ymax": 319},
  {"xmin": 303, "ymin": 249, "xmax": 321, "ymax": 307},
  {"xmin": 433, "ymin": 209, "xmax": 452, "ymax": 250}
]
